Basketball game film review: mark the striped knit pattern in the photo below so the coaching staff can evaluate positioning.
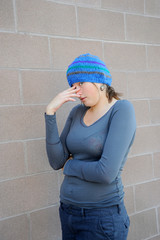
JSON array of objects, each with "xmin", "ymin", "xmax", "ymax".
[{"xmin": 67, "ymin": 53, "xmax": 112, "ymax": 87}]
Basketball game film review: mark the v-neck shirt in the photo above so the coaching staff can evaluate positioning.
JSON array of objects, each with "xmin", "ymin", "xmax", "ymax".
[{"xmin": 81, "ymin": 100, "xmax": 118, "ymax": 127}]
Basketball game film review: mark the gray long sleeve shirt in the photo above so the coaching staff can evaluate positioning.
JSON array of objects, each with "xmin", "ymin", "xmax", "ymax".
[{"xmin": 45, "ymin": 100, "xmax": 136, "ymax": 208}]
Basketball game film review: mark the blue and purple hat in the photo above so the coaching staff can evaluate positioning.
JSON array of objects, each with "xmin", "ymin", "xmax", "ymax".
[{"xmin": 66, "ymin": 53, "xmax": 112, "ymax": 87}]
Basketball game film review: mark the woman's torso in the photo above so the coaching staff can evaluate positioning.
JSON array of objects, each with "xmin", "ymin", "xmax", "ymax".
[{"xmin": 60, "ymin": 100, "xmax": 129, "ymax": 208}]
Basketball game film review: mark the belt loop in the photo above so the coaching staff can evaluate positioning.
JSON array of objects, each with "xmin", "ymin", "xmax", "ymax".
[
  {"xmin": 117, "ymin": 204, "xmax": 121, "ymax": 214},
  {"xmin": 81, "ymin": 208, "xmax": 86, "ymax": 217}
]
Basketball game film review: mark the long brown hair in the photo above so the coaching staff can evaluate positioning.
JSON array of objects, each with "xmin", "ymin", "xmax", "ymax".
[
  {"xmin": 106, "ymin": 84, "xmax": 122, "ymax": 103},
  {"xmin": 92, "ymin": 83, "xmax": 122, "ymax": 103}
]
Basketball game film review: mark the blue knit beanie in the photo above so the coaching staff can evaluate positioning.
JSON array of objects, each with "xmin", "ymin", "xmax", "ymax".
[{"xmin": 66, "ymin": 53, "xmax": 112, "ymax": 87}]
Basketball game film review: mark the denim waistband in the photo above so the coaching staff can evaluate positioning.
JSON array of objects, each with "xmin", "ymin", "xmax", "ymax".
[{"xmin": 60, "ymin": 201, "xmax": 125, "ymax": 217}]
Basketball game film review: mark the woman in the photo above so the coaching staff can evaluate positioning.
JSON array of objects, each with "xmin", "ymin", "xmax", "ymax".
[{"xmin": 45, "ymin": 53, "xmax": 136, "ymax": 240}]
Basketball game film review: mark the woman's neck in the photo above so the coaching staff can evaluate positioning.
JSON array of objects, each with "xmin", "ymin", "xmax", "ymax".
[
  {"xmin": 89, "ymin": 97, "xmax": 117, "ymax": 115},
  {"xmin": 83, "ymin": 97, "xmax": 118, "ymax": 126}
]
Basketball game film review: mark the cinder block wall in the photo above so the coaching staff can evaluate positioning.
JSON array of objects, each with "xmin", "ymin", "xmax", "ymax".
[{"xmin": 0, "ymin": 0, "xmax": 160, "ymax": 240}]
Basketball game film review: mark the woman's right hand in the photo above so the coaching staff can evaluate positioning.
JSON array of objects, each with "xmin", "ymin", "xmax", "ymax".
[{"xmin": 46, "ymin": 86, "xmax": 81, "ymax": 115}]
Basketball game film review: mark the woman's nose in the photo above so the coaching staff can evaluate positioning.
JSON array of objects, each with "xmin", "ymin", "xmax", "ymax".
[{"xmin": 76, "ymin": 87, "xmax": 82, "ymax": 94}]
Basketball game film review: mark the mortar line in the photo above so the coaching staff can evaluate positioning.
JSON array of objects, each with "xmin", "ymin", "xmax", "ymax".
[
  {"xmin": 27, "ymin": 212, "xmax": 32, "ymax": 240},
  {"xmin": 155, "ymin": 207, "xmax": 160, "ymax": 234},
  {"xmin": 1, "ymin": 29, "xmax": 160, "ymax": 47},
  {"xmin": 0, "ymin": 170, "xmax": 54, "ymax": 183},
  {"xmin": 40, "ymin": 0, "xmax": 160, "ymax": 19},
  {"xmin": 12, "ymin": 0, "xmax": 18, "ymax": 32},
  {"xmin": 0, "ymin": 203, "xmax": 59, "ymax": 222},
  {"xmin": 145, "ymin": 234, "xmax": 160, "ymax": 240},
  {"xmin": 129, "ymin": 206, "xmax": 160, "ymax": 217},
  {"xmin": 124, "ymin": 178, "xmax": 160, "ymax": 189},
  {"xmin": 75, "ymin": 1, "xmax": 79, "ymax": 37}
]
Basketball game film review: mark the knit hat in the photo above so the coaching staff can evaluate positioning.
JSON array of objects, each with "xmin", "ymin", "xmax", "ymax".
[{"xmin": 66, "ymin": 53, "xmax": 112, "ymax": 87}]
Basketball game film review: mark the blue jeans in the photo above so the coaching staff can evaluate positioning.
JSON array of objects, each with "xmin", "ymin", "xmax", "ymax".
[{"xmin": 59, "ymin": 201, "xmax": 130, "ymax": 240}]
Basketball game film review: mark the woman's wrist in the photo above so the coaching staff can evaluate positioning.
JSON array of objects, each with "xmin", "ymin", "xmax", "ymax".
[{"xmin": 46, "ymin": 108, "xmax": 56, "ymax": 115}]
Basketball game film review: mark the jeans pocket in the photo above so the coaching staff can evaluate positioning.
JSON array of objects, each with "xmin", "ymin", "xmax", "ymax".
[
  {"xmin": 124, "ymin": 215, "xmax": 130, "ymax": 229},
  {"xmin": 98, "ymin": 216, "xmax": 114, "ymax": 240}
]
